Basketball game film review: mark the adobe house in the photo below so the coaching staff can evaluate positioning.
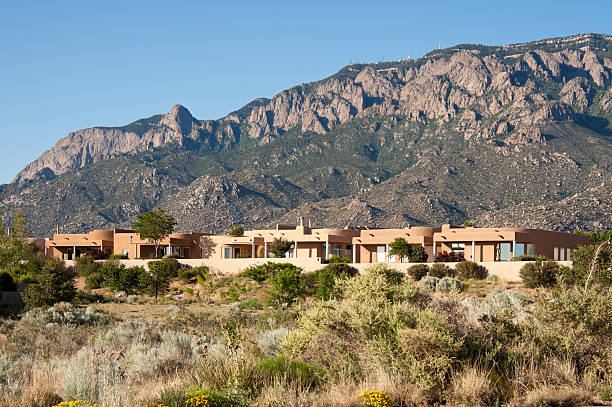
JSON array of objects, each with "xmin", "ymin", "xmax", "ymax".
[{"xmin": 43, "ymin": 222, "xmax": 590, "ymax": 263}]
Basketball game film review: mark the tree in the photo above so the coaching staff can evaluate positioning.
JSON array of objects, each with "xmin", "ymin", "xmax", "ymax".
[
  {"xmin": 22, "ymin": 258, "xmax": 76, "ymax": 309},
  {"xmin": 131, "ymin": 208, "xmax": 177, "ymax": 258},
  {"xmin": 229, "ymin": 225, "xmax": 244, "ymax": 236},
  {"xmin": 388, "ymin": 238, "xmax": 428, "ymax": 263},
  {"xmin": 0, "ymin": 211, "xmax": 35, "ymax": 276},
  {"xmin": 269, "ymin": 238, "xmax": 292, "ymax": 258},
  {"xmin": 143, "ymin": 260, "xmax": 173, "ymax": 299},
  {"xmin": 463, "ymin": 220, "xmax": 477, "ymax": 227}
]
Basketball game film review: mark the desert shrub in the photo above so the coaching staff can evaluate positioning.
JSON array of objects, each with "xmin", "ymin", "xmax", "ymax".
[
  {"xmin": 21, "ymin": 303, "xmax": 105, "ymax": 326},
  {"xmin": 270, "ymin": 266, "xmax": 304, "ymax": 305},
  {"xmin": 455, "ymin": 261, "xmax": 487, "ymax": 280},
  {"xmin": 314, "ymin": 263, "xmax": 357, "ymax": 300},
  {"xmin": 429, "ymin": 263, "xmax": 453, "ymax": 278},
  {"xmin": 366, "ymin": 263, "xmax": 405, "ymax": 285},
  {"xmin": 22, "ymin": 258, "xmax": 76, "ymax": 309},
  {"xmin": 228, "ymin": 225, "xmax": 244, "ymax": 237},
  {"xmin": 102, "ymin": 262, "xmax": 145, "ymax": 294},
  {"xmin": 407, "ymin": 264, "xmax": 429, "ymax": 281},
  {"xmin": 448, "ymin": 366, "xmax": 496, "ymax": 407},
  {"xmin": 256, "ymin": 355, "xmax": 325, "ymax": 389},
  {"xmin": 511, "ymin": 255, "xmax": 547, "ymax": 261},
  {"xmin": 74, "ymin": 256, "xmax": 99, "ymax": 276},
  {"xmin": 486, "ymin": 274, "xmax": 499, "ymax": 281},
  {"xmin": 561, "ymin": 243, "xmax": 612, "ymax": 288},
  {"xmin": 241, "ymin": 262, "xmax": 299, "ymax": 284},
  {"xmin": 436, "ymin": 277, "xmax": 462, "ymax": 293},
  {"xmin": 85, "ymin": 271, "xmax": 104, "ymax": 289},
  {"xmin": 256, "ymin": 327, "xmax": 290, "ymax": 356},
  {"xmin": 326, "ymin": 255, "xmax": 351, "ymax": 264},
  {"xmin": 108, "ymin": 254, "xmax": 128, "ymax": 259},
  {"xmin": 519, "ymin": 259, "xmax": 560, "ymax": 288},
  {"xmin": 126, "ymin": 294, "xmax": 139, "ymax": 303},
  {"xmin": 0, "ymin": 271, "xmax": 15, "ymax": 291},
  {"xmin": 409, "ymin": 244, "xmax": 429, "ymax": 262},
  {"xmin": 158, "ymin": 257, "xmax": 180, "ymax": 277},
  {"xmin": 419, "ymin": 276, "xmax": 440, "ymax": 291},
  {"xmin": 178, "ymin": 266, "xmax": 209, "ymax": 283},
  {"xmin": 240, "ymin": 299, "xmax": 262, "ymax": 309}
]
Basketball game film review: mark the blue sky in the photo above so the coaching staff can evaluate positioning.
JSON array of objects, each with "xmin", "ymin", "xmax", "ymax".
[{"xmin": 0, "ymin": 0, "xmax": 610, "ymax": 184}]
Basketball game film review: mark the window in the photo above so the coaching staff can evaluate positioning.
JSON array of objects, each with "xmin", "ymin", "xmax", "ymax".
[
  {"xmin": 376, "ymin": 246, "xmax": 386, "ymax": 263},
  {"xmin": 498, "ymin": 243, "xmax": 511, "ymax": 261},
  {"xmin": 333, "ymin": 244, "xmax": 343, "ymax": 257},
  {"xmin": 527, "ymin": 244, "xmax": 536, "ymax": 256},
  {"xmin": 514, "ymin": 243, "xmax": 525, "ymax": 257},
  {"xmin": 224, "ymin": 247, "xmax": 232, "ymax": 259},
  {"xmin": 200, "ymin": 248, "xmax": 204, "ymax": 258},
  {"xmin": 567, "ymin": 248, "xmax": 572, "ymax": 260},
  {"xmin": 553, "ymin": 247, "xmax": 559, "ymax": 260},
  {"xmin": 67, "ymin": 248, "xmax": 73, "ymax": 260},
  {"xmin": 104, "ymin": 248, "xmax": 111, "ymax": 256},
  {"xmin": 559, "ymin": 248, "xmax": 565, "ymax": 261},
  {"xmin": 173, "ymin": 247, "xmax": 180, "ymax": 256},
  {"xmin": 183, "ymin": 248, "xmax": 190, "ymax": 258},
  {"xmin": 450, "ymin": 243, "xmax": 465, "ymax": 257}
]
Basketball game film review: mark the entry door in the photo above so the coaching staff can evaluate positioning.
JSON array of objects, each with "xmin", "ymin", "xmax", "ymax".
[{"xmin": 376, "ymin": 246, "xmax": 386, "ymax": 263}]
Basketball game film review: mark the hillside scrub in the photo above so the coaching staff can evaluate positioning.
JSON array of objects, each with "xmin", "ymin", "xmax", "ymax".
[{"xmin": 2, "ymin": 255, "xmax": 612, "ymax": 406}]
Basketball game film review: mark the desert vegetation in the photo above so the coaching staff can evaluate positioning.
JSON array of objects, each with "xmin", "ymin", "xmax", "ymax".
[{"xmin": 1, "ymin": 217, "xmax": 611, "ymax": 406}]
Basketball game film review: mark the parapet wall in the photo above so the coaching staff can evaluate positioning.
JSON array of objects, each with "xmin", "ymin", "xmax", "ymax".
[{"xmin": 64, "ymin": 259, "xmax": 574, "ymax": 282}]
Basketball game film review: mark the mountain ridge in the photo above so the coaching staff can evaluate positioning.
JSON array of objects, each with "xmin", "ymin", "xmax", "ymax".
[{"xmin": 2, "ymin": 33, "xmax": 612, "ymax": 235}]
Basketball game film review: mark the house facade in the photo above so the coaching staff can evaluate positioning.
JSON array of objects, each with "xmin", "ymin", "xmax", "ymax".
[{"xmin": 44, "ymin": 222, "xmax": 590, "ymax": 263}]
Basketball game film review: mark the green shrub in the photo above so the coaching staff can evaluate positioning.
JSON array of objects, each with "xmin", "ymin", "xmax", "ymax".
[
  {"xmin": 240, "ymin": 299, "xmax": 263, "ymax": 309},
  {"xmin": 519, "ymin": 259, "xmax": 561, "ymax": 288},
  {"xmin": 241, "ymin": 262, "xmax": 298, "ymax": 283},
  {"xmin": 511, "ymin": 255, "xmax": 547, "ymax": 261},
  {"xmin": 455, "ymin": 261, "xmax": 487, "ymax": 280},
  {"xmin": 419, "ymin": 276, "xmax": 440, "ymax": 291},
  {"xmin": 436, "ymin": 277, "xmax": 461, "ymax": 293},
  {"xmin": 407, "ymin": 264, "xmax": 429, "ymax": 281},
  {"xmin": 326, "ymin": 255, "xmax": 352, "ymax": 264},
  {"xmin": 21, "ymin": 259, "xmax": 76, "ymax": 309},
  {"xmin": 108, "ymin": 254, "xmax": 128, "ymax": 259},
  {"xmin": 228, "ymin": 225, "xmax": 244, "ymax": 236},
  {"xmin": 178, "ymin": 266, "xmax": 209, "ymax": 283},
  {"xmin": 256, "ymin": 355, "xmax": 325, "ymax": 389},
  {"xmin": 366, "ymin": 263, "xmax": 405, "ymax": 285},
  {"xmin": 561, "ymin": 244, "xmax": 612, "ymax": 288},
  {"xmin": 85, "ymin": 271, "xmax": 104, "ymax": 290},
  {"xmin": 144, "ymin": 260, "xmax": 174, "ymax": 299},
  {"xmin": 429, "ymin": 263, "xmax": 453, "ymax": 278},
  {"xmin": 270, "ymin": 265, "xmax": 304, "ymax": 305},
  {"xmin": 74, "ymin": 256, "xmax": 99, "ymax": 276}
]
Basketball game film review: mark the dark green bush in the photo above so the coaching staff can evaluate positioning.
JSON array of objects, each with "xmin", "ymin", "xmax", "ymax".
[
  {"xmin": 178, "ymin": 266, "xmax": 209, "ymax": 283},
  {"xmin": 241, "ymin": 262, "xmax": 298, "ymax": 283},
  {"xmin": 314, "ymin": 264, "xmax": 354, "ymax": 300},
  {"xmin": 429, "ymin": 263, "xmax": 453, "ymax": 278},
  {"xmin": 100, "ymin": 261, "xmax": 145, "ymax": 293},
  {"xmin": 270, "ymin": 265, "xmax": 304, "ymax": 305},
  {"xmin": 85, "ymin": 271, "xmax": 104, "ymax": 290},
  {"xmin": 455, "ymin": 261, "xmax": 487, "ymax": 280},
  {"xmin": 74, "ymin": 255, "xmax": 99, "ymax": 276},
  {"xmin": 256, "ymin": 355, "xmax": 325, "ymax": 390},
  {"xmin": 108, "ymin": 254, "xmax": 128, "ymax": 259},
  {"xmin": 367, "ymin": 263, "xmax": 405, "ymax": 285},
  {"xmin": 21, "ymin": 259, "xmax": 76, "ymax": 309},
  {"xmin": 228, "ymin": 225, "xmax": 244, "ymax": 236},
  {"xmin": 0, "ymin": 271, "xmax": 15, "ymax": 291},
  {"xmin": 520, "ymin": 259, "xmax": 561, "ymax": 288},
  {"xmin": 326, "ymin": 255, "xmax": 351, "ymax": 264},
  {"xmin": 407, "ymin": 264, "xmax": 429, "ymax": 281}
]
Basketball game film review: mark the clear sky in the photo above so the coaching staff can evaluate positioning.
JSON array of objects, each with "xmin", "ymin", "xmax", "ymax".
[{"xmin": 0, "ymin": 0, "xmax": 610, "ymax": 184}]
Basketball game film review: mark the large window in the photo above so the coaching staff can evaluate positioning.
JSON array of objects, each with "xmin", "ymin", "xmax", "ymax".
[
  {"xmin": 498, "ymin": 243, "xmax": 511, "ymax": 261},
  {"xmin": 224, "ymin": 247, "xmax": 232, "ymax": 259},
  {"xmin": 376, "ymin": 246, "xmax": 386, "ymax": 263},
  {"xmin": 333, "ymin": 244, "xmax": 343, "ymax": 257},
  {"xmin": 450, "ymin": 243, "xmax": 465, "ymax": 258},
  {"xmin": 527, "ymin": 244, "xmax": 536, "ymax": 255}
]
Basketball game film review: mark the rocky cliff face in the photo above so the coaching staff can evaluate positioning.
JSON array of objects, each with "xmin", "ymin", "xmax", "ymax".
[{"xmin": 3, "ymin": 33, "xmax": 612, "ymax": 234}]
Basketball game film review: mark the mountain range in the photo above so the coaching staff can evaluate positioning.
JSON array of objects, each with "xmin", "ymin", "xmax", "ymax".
[{"xmin": 1, "ymin": 33, "xmax": 611, "ymax": 236}]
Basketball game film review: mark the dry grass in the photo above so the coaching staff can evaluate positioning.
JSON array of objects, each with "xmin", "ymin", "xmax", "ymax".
[
  {"xmin": 448, "ymin": 366, "xmax": 496, "ymax": 407},
  {"xmin": 522, "ymin": 386, "xmax": 592, "ymax": 407}
]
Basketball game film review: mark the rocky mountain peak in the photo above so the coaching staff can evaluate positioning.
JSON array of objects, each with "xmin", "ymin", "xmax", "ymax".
[{"xmin": 161, "ymin": 104, "xmax": 195, "ymax": 135}]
